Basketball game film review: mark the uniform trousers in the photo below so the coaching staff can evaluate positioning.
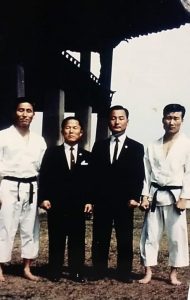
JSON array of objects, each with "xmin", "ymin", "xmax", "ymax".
[
  {"xmin": 140, "ymin": 204, "xmax": 189, "ymax": 267},
  {"xmin": 0, "ymin": 179, "xmax": 39, "ymax": 262}
]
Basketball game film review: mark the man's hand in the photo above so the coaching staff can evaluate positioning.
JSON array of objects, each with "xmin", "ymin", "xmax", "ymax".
[
  {"xmin": 40, "ymin": 200, "xmax": 51, "ymax": 210},
  {"xmin": 128, "ymin": 199, "xmax": 140, "ymax": 208},
  {"xmin": 175, "ymin": 198, "xmax": 187, "ymax": 211},
  {"xmin": 139, "ymin": 196, "xmax": 150, "ymax": 211},
  {"xmin": 84, "ymin": 204, "xmax": 93, "ymax": 213}
]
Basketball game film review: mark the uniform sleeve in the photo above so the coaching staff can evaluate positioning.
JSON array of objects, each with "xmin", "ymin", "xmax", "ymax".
[
  {"xmin": 141, "ymin": 146, "xmax": 152, "ymax": 197},
  {"xmin": 0, "ymin": 131, "xmax": 6, "ymax": 180},
  {"xmin": 38, "ymin": 137, "xmax": 47, "ymax": 167},
  {"xmin": 180, "ymin": 145, "xmax": 190, "ymax": 199}
]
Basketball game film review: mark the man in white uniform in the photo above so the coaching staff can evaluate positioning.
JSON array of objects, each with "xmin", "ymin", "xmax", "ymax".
[
  {"xmin": 0, "ymin": 98, "xmax": 46, "ymax": 281},
  {"xmin": 139, "ymin": 103, "xmax": 190, "ymax": 285}
]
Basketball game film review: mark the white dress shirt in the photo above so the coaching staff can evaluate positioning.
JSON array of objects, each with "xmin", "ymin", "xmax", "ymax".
[
  {"xmin": 64, "ymin": 143, "xmax": 78, "ymax": 169},
  {"xmin": 110, "ymin": 131, "xmax": 127, "ymax": 163}
]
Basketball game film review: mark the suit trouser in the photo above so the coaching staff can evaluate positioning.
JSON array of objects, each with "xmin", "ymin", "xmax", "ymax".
[
  {"xmin": 48, "ymin": 207, "xmax": 85, "ymax": 276},
  {"xmin": 140, "ymin": 204, "xmax": 189, "ymax": 267},
  {"xmin": 0, "ymin": 179, "xmax": 39, "ymax": 262},
  {"xmin": 92, "ymin": 203, "xmax": 134, "ymax": 275}
]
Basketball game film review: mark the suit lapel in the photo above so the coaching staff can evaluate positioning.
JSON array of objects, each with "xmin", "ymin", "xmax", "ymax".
[
  {"xmin": 60, "ymin": 145, "xmax": 88, "ymax": 172},
  {"xmin": 105, "ymin": 139, "xmax": 111, "ymax": 163},
  {"xmin": 60, "ymin": 144, "xmax": 70, "ymax": 171},
  {"xmin": 117, "ymin": 137, "xmax": 129, "ymax": 161},
  {"xmin": 76, "ymin": 147, "xmax": 84, "ymax": 165}
]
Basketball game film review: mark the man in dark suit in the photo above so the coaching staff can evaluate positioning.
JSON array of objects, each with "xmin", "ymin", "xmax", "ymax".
[
  {"xmin": 91, "ymin": 105, "xmax": 144, "ymax": 283},
  {"xmin": 38, "ymin": 116, "xmax": 92, "ymax": 282}
]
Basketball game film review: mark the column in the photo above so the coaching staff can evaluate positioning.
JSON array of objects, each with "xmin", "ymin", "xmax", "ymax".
[
  {"xmin": 75, "ymin": 106, "xmax": 92, "ymax": 151},
  {"xmin": 43, "ymin": 89, "xmax": 65, "ymax": 146},
  {"xmin": 96, "ymin": 47, "xmax": 113, "ymax": 140}
]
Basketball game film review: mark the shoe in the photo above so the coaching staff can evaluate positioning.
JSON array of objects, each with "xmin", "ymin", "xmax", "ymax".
[
  {"xmin": 49, "ymin": 275, "xmax": 61, "ymax": 282},
  {"xmin": 88, "ymin": 267, "xmax": 107, "ymax": 281},
  {"xmin": 48, "ymin": 266, "xmax": 62, "ymax": 282},
  {"xmin": 119, "ymin": 276, "xmax": 133, "ymax": 283},
  {"xmin": 88, "ymin": 274, "xmax": 104, "ymax": 281},
  {"xmin": 70, "ymin": 273, "xmax": 86, "ymax": 283},
  {"xmin": 116, "ymin": 273, "xmax": 133, "ymax": 283}
]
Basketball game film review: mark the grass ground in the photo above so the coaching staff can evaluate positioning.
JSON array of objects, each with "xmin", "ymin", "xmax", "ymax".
[{"xmin": 0, "ymin": 209, "xmax": 189, "ymax": 299}]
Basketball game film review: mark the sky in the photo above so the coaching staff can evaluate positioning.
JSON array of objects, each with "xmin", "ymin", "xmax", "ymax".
[
  {"xmin": 90, "ymin": 23, "xmax": 190, "ymax": 147},
  {"xmin": 92, "ymin": 23, "xmax": 190, "ymax": 147}
]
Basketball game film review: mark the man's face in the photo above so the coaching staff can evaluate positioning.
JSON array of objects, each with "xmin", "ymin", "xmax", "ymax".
[
  {"xmin": 62, "ymin": 119, "xmax": 83, "ymax": 145},
  {"xmin": 15, "ymin": 102, "xmax": 35, "ymax": 128},
  {"xmin": 162, "ymin": 111, "xmax": 183, "ymax": 135},
  {"xmin": 109, "ymin": 109, "xmax": 128, "ymax": 134}
]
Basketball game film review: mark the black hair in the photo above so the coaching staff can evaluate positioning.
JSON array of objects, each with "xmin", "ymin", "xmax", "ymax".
[
  {"xmin": 13, "ymin": 97, "xmax": 36, "ymax": 111},
  {"xmin": 61, "ymin": 116, "xmax": 84, "ymax": 130},
  {"xmin": 109, "ymin": 105, "xmax": 129, "ymax": 119},
  {"xmin": 163, "ymin": 104, "xmax": 186, "ymax": 119}
]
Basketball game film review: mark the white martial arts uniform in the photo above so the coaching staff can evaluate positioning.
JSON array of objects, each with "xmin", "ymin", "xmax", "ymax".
[
  {"xmin": 140, "ymin": 133, "xmax": 190, "ymax": 267},
  {"xmin": 0, "ymin": 125, "xmax": 46, "ymax": 262}
]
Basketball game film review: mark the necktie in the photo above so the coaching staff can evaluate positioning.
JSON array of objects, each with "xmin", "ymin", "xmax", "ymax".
[
  {"xmin": 70, "ymin": 146, "xmax": 75, "ymax": 170},
  {"xmin": 112, "ymin": 137, "xmax": 119, "ymax": 163}
]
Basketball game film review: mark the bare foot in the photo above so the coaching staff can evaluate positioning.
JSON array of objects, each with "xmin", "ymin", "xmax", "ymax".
[
  {"xmin": 24, "ymin": 269, "xmax": 39, "ymax": 281},
  {"xmin": 170, "ymin": 267, "xmax": 181, "ymax": 286},
  {"xmin": 170, "ymin": 274, "xmax": 181, "ymax": 285},
  {"xmin": 0, "ymin": 273, "xmax": 5, "ymax": 282},
  {"xmin": 0, "ymin": 266, "xmax": 5, "ymax": 282},
  {"xmin": 139, "ymin": 273, "xmax": 152, "ymax": 284},
  {"xmin": 139, "ymin": 268, "xmax": 152, "ymax": 284},
  {"xmin": 170, "ymin": 278, "xmax": 181, "ymax": 285}
]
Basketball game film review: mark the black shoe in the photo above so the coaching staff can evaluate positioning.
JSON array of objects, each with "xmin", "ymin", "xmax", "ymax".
[
  {"xmin": 119, "ymin": 276, "xmax": 133, "ymax": 283},
  {"xmin": 116, "ymin": 273, "xmax": 133, "ymax": 283},
  {"xmin": 70, "ymin": 273, "xmax": 86, "ymax": 283},
  {"xmin": 49, "ymin": 275, "xmax": 61, "ymax": 282},
  {"xmin": 88, "ymin": 274, "xmax": 104, "ymax": 281},
  {"xmin": 88, "ymin": 270, "xmax": 107, "ymax": 281}
]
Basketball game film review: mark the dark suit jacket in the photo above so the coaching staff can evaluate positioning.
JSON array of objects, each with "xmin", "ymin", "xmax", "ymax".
[
  {"xmin": 91, "ymin": 136, "xmax": 145, "ymax": 205},
  {"xmin": 38, "ymin": 144, "xmax": 91, "ymax": 210}
]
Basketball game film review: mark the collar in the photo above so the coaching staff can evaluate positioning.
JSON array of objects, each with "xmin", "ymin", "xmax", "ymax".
[
  {"xmin": 64, "ymin": 143, "xmax": 78, "ymax": 151},
  {"xmin": 111, "ymin": 130, "xmax": 127, "ymax": 143}
]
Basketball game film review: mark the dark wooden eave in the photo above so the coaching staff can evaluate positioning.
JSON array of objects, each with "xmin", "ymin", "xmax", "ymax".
[{"xmin": 0, "ymin": 0, "xmax": 190, "ymax": 61}]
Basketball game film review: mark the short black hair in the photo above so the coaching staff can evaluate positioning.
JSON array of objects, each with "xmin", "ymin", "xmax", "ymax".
[
  {"xmin": 109, "ymin": 105, "xmax": 129, "ymax": 119},
  {"xmin": 61, "ymin": 116, "xmax": 84, "ymax": 130},
  {"xmin": 163, "ymin": 104, "xmax": 186, "ymax": 119},
  {"xmin": 13, "ymin": 97, "xmax": 36, "ymax": 111}
]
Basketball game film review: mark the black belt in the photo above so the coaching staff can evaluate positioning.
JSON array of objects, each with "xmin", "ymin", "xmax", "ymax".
[
  {"xmin": 3, "ymin": 176, "xmax": 37, "ymax": 204},
  {"xmin": 151, "ymin": 182, "xmax": 182, "ymax": 213}
]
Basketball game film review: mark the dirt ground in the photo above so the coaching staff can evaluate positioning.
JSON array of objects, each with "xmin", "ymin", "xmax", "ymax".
[{"xmin": 0, "ymin": 209, "xmax": 190, "ymax": 300}]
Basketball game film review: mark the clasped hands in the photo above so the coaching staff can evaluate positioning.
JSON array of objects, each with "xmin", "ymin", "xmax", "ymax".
[
  {"xmin": 128, "ymin": 199, "xmax": 140, "ymax": 208},
  {"xmin": 139, "ymin": 196, "xmax": 187, "ymax": 212}
]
